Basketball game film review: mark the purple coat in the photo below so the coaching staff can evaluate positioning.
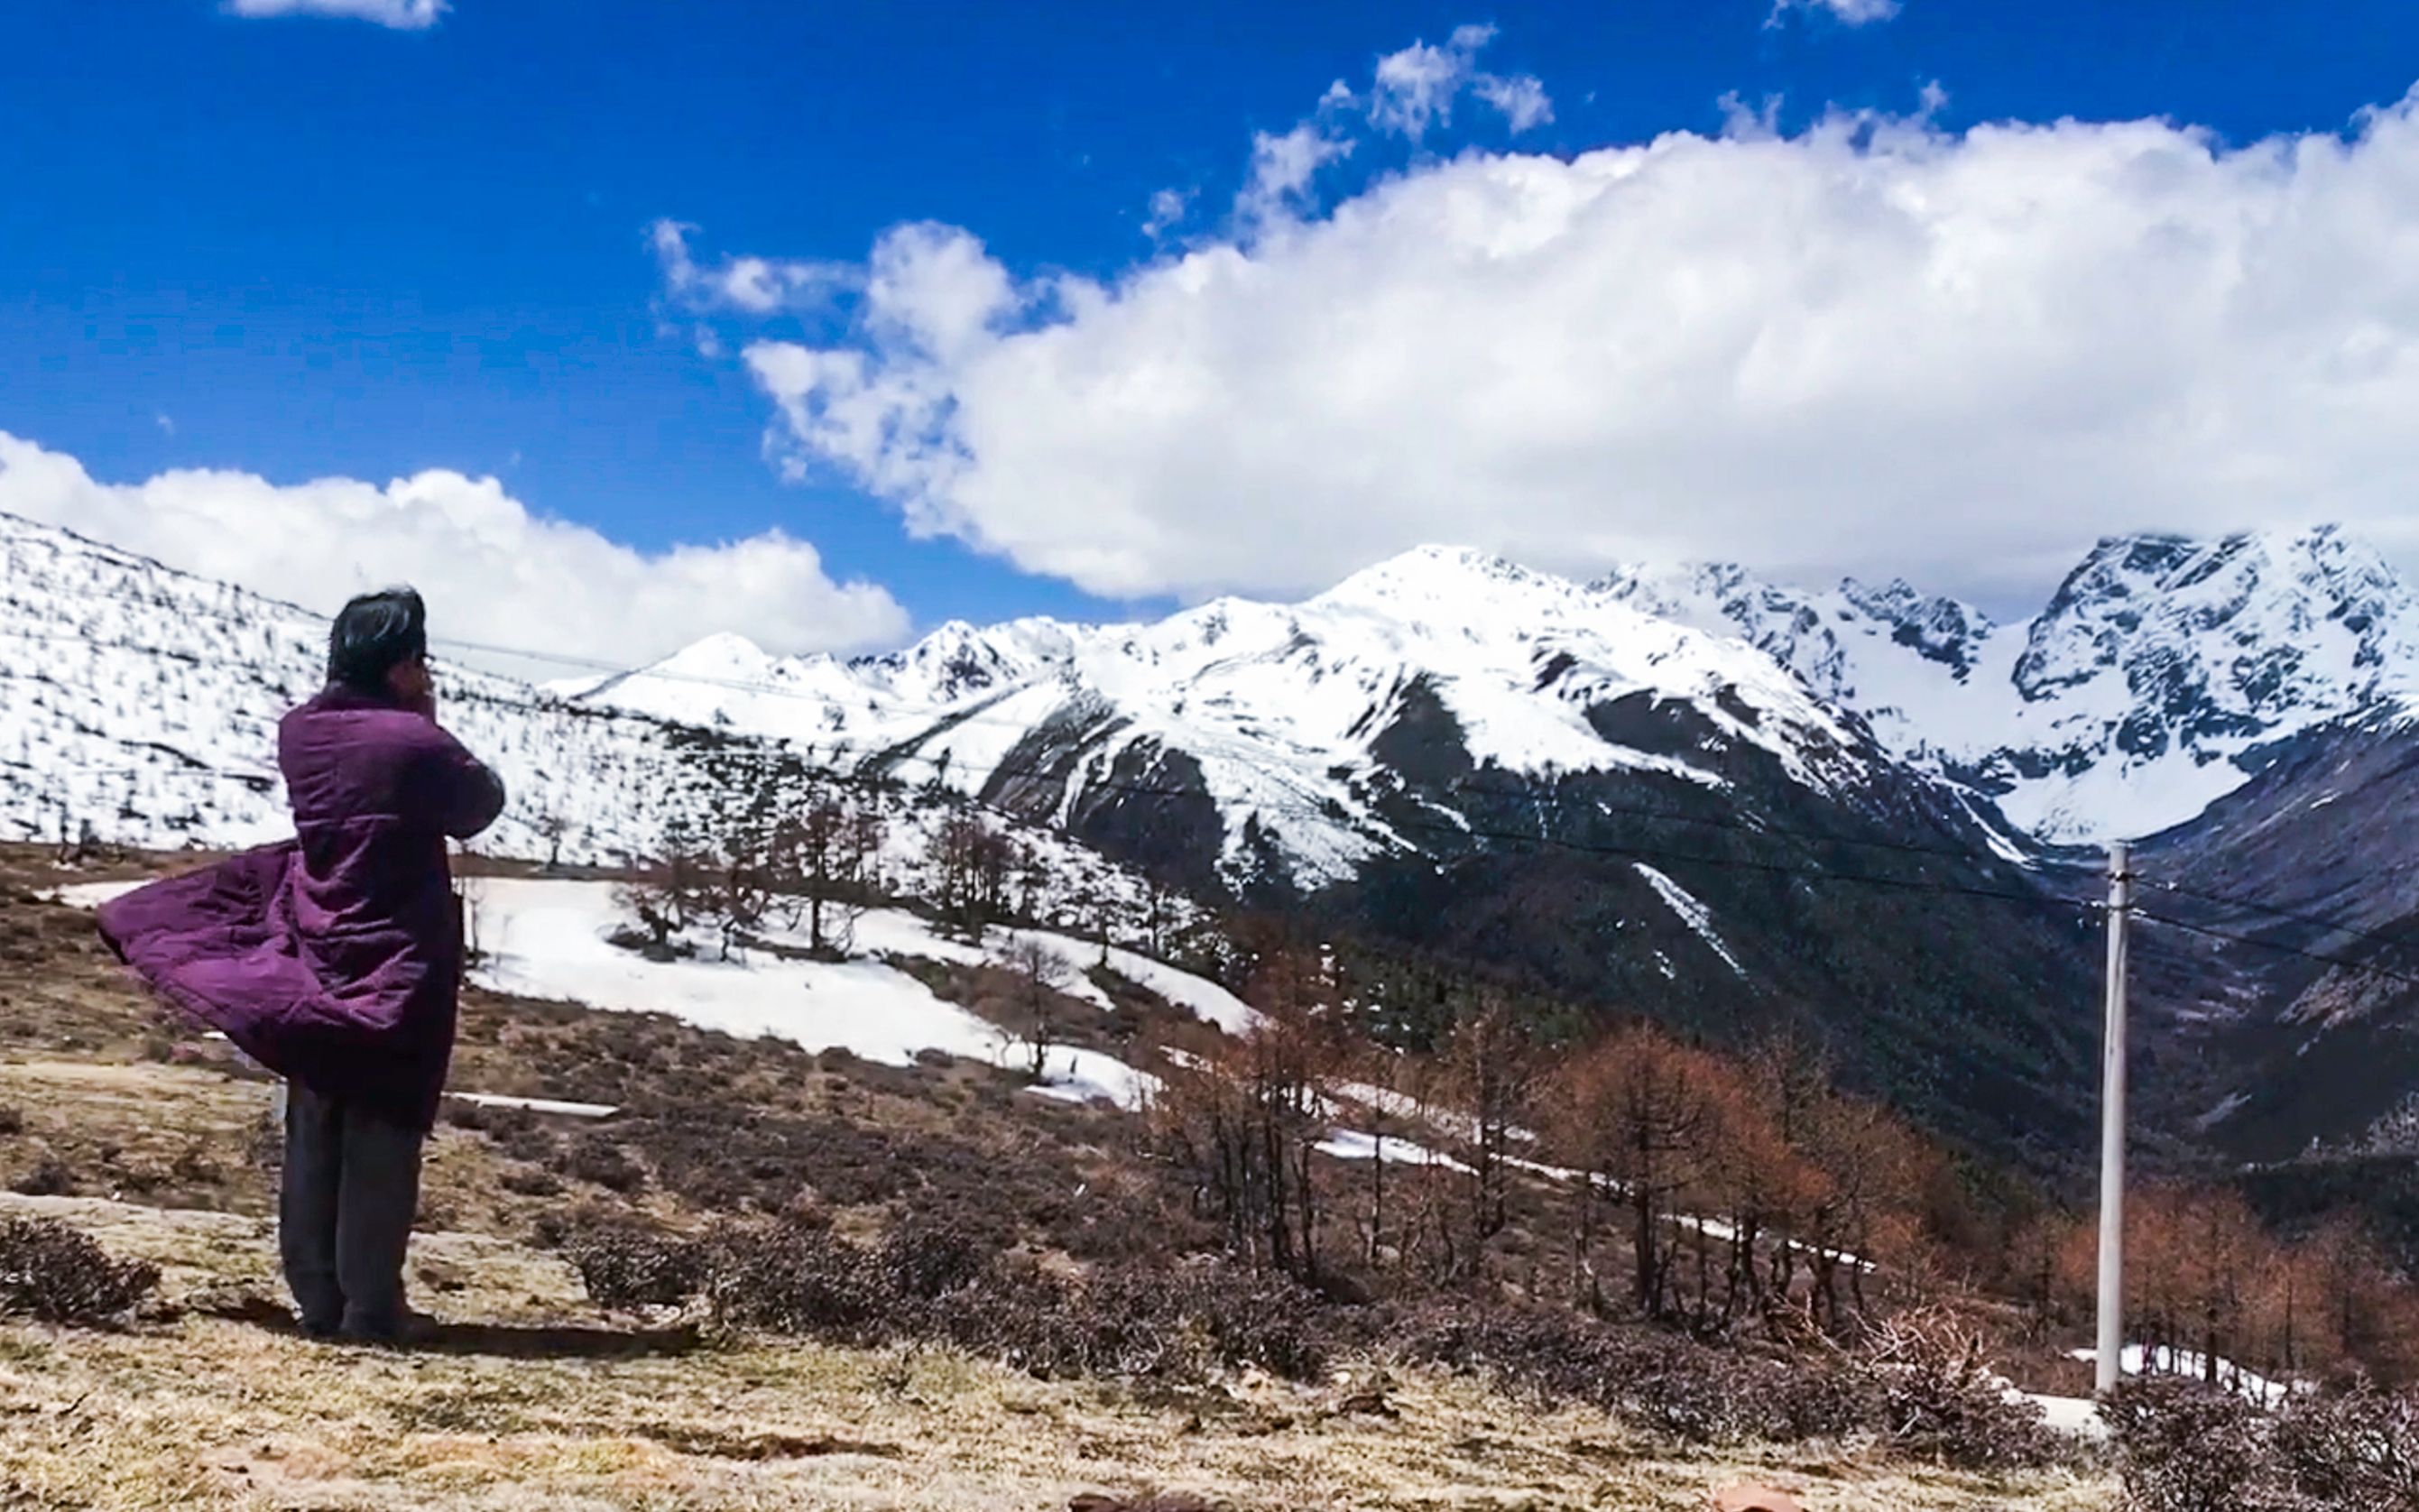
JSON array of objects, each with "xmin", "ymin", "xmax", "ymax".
[{"xmin": 97, "ymin": 687, "xmax": 507, "ymax": 1130}]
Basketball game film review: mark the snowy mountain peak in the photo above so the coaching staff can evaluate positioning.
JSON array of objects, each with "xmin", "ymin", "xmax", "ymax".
[
  {"xmin": 1836, "ymin": 577, "xmax": 1997, "ymax": 679},
  {"xmin": 2017, "ymin": 528, "xmax": 2418, "ymax": 713},
  {"xmin": 1595, "ymin": 526, "xmax": 2419, "ymax": 842},
  {"xmin": 649, "ymin": 631, "xmax": 781, "ymax": 683},
  {"xmin": 854, "ymin": 615, "xmax": 1087, "ymax": 705},
  {"xmin": 1316, "ymin": 544, "xmax": 1560, "ymax": 613}
]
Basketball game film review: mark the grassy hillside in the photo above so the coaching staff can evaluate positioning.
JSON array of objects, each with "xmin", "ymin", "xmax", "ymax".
[{"xmin": 0, "ymin": 848, "xmax": 2116, "ymax": 1509}]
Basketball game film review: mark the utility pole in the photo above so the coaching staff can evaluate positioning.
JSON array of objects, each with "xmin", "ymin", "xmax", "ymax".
[{"xmin": 2095, "ymin": 839, "xmax": 2133, "ymax": 1397}]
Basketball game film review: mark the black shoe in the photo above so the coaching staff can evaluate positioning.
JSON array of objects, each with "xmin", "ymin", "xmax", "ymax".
[{"xmin": 338, "ymin": 1309, "xmax": 440, "ymax": 1348}]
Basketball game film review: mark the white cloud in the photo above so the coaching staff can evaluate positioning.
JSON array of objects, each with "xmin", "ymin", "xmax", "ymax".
[
  {"xmin": 0, "ymin": 432, "xmax": 907, "ymax": 668},
  {"xmin": 651, "ymin": 220, "xmax": 855, "ymax": 316},
  {"xmin": 1768, "ymin": 0, "xmax": 1903, "ymax": 27},
  {"xmin": 153, "ymin": 414, "xmax": 175, "ymax": 437},
  {"xmin": 224, "ymin": 0, "xmax": 447, "ymax": 29},
  {"xmin": 725, "ymin": 86, "xmax": 2419, "ymax": 610},
  {"xmin": 1368, "ymin": 24, "xmax": 1551, "ymax": 142},
  {"xmin": 1224, "ymin": 23, "xmax": 1546, "ymax": 230},
  {"xmin": 1474, "ymin": 73, "xmax": 1556, "ymax": 134},
  {"xmin": 1370, "ymin": 32, "xmax": 1474, "ymax": 141},
  {"xmin": 1237, "ymin": 124, "xmax": 1355, "ymax": 222},
  {"xmin": 1143, "ymin": 187, "xmax": 1195, "ymax": 240}
]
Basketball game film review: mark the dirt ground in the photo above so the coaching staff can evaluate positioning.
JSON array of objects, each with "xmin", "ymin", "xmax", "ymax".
[
  {"xmin": 1, "ymin": 1191, "xmax": 2115, "ymax": 1512},
  {"xmin": 0, "ymin": 849, "xmax": 2118, "ymax": 1508}
]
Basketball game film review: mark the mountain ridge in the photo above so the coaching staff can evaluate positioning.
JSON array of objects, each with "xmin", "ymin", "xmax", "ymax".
[{"xmin": 583, "ymin": 526, "xmax": 2419, "ymax": 860}]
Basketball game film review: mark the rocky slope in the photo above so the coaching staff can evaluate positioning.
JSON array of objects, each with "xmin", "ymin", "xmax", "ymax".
[
  {"xmin": 27, "ymin": 500, "xmax": 2419, "ymax": 1168},
  {"xmin": 0, "ymin": 511, "xmax": 1176, "ymax": 932},
  {"xmin": 1602, "ymin": 527, "xmax": 2419, "ymax": 844},
  {"xmin": 573, "ymin": 545, "xmax": 2110, "ymax": 1157}
]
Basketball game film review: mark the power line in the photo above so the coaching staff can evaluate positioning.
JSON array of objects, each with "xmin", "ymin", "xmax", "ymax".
[
  {"xmin": 2, "ymin": 720, "xmax": 2097, "ymax": 912},
  {"xmin": 2135, "ymin": 908, "xmax": 2419, "ymax": 991},
  {"xmin": 2, "ymin": 611, "xmax": 2093, "ymax": 907},
  {"xmin": 2148, "ymin": 880, "xmax": 2419, "ymax": 966},
  {"xmin": 5, "ymin": 604, "xmax": 2035, "ymax": 871},
  {"xmin": 642, "ymin": 736, "xmax": 2099, "ymax": 910}
]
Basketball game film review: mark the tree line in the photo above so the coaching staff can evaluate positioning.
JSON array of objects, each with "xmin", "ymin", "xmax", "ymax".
[{"xmin": 1147, "ymin": 932, "xmax": 2419, "ymax": 1382}]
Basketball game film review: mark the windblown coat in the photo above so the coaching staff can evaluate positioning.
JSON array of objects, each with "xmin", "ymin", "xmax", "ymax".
[{"xmin": 97, "ymin": 687, "xmax": 506, "ymax": 1130}]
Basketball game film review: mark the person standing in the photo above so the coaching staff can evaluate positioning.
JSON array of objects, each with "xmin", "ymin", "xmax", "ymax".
[{"xmin": 99, "ymin": 588, "xmax": 506, "ymax": 1343}]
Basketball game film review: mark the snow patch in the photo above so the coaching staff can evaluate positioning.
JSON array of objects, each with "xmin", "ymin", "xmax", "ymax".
[{"xmin": 1632, "ymin": 862, "xmax": 1747, "ymax": 976}]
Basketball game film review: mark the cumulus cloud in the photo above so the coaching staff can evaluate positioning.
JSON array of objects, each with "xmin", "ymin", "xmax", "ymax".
[
  {"xmin": 651, "ymin": 220, "xmax": 855, "ymax": 315},
  {"xmin": 0, "ymin": 433, "xmax": 907, "ymax": 670},
  {"xmin": 1768, "ymin": 0, "xmax": 1903, "ymax": 27},
  {"xmin": 224, "ymin": 0, "xmax": 447, "ymax": 29},
  {"xmin": 717, "ymin": 86, "xmax": 2419, "ymax": 611}
]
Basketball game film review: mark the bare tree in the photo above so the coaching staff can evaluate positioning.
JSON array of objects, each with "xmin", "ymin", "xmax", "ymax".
[
  {"xmin": 771, "ymin": 776, "xmax": 888, "ymax": 957},
  {"xmin": 1148, "ymin": 944, "xmax": 1346, "ymax": 1286},
  {"xmin": 1443, "ymin": 996, "xmax": 1537, "ymax": 1263},
  {"xmin": 933, "ymin": 808, "xmax": 1012, "ymax": 938},
  {"xmin": 701, "ymin": 809, "xmax": 776, "ymax": 962},
  {"xmin": 457, "ymin": 866, "xmax": 492, "ymax": 968},
  {"xmin": 1545, "ymin": 1023, "xmax": 1718, "ymax": 1319},
  {"xmin": 617, "ymin": 818, "xmax": 711, "ymax": 958},
  {"xmin": 535, "ymin": 809, "xmax": 571, "ymax": 872},
  {"xmin": 992, "ymin": 935, "xmax": 1075, "ymax": 1079}
]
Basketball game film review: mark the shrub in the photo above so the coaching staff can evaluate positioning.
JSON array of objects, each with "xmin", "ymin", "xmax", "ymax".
[
  {"xmin": 169, "ymin": 1145, "xmax": 222, "ymax": 1188},
  {"xmin": 1392, "ymin": 1302, "xmax": 1894, "ymax": 1450},
  {"xmin": 874, "ymin": 1216, "xmax": 989, "ymax": 1303},
  {"xmin": 1148, "ymin": 1262, "xmax": 1337, "ymax": 1381},
  {"xmin": 1860, "ymin": 1311, "xmax": 2061, "ymax": 1471},
  {"xmin": 9, "ymin": 1157, "xmax": 75, "ymax": 1197},
  {"xmin": 500, "ymin": 1166, "xmax": 564, "ymax": 1198},
  {"xmin": 705, "ymin": 1221, "xmax": 887, "ymax": 1341},
  {"xmin": 2105, "ymin": 1375, "xmax": 2282, "ymax": 1512},
  {"xmin": 631, "ymin": 1212, "xmax": 1337, "ymax": 1388},
  {"xmin": 0, "ymin": 1216, "xmax": 159, "ymax": 1324},
  {"xmin": 559, "ymin": 1135, "xmax": 646, "ymax": 1194},
  {"xmin": 2113, "ymin": 1374, "xmax": 2419, "ymax": 1509},
  {"xmin": 2270, "ymin": 1382, "xmax": 2419, "ymax": 1507},
  {"xmin": 0, "ymin": 1104, "xmax": 23, "ymax": 1138},
  {"xmin": 567, "ymin": 1221, "xmax": 709, "ymax": 1312}
]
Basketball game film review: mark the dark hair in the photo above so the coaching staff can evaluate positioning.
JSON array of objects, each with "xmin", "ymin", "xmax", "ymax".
[{"xmin": 327, "ymin": 587, "xmax": 429, "ymax": 696}]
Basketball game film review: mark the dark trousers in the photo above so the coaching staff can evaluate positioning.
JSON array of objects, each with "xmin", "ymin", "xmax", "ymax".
[{"xmin": 279, "ymin": 1080, "xmax": 425, "ymax": 1336}]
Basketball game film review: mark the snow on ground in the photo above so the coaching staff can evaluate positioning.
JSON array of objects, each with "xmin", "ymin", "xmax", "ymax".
[
  {"xmin": 448, "ymin": 1092, "xmax": 617, "ymax": 1119},
  {"xmin": 838, "ymin": 907, "xmax": 1253, "ymax": 1029},
  {"xmin": 1092, "ymin": 942, "xmax": 1258, "ymax": 1033},
  {"xmin": 2019, "ymin": 1391, "xmax": 2106, "ymax": 1440},
  {"xmin": 838, "ymin": 911, "xmax": 1114, "ymax": 1010},
  {"xmin": 1631, "ymin": 863, "xmax": 1747, "ymax": 977},
  {"xmin": 1316, "ymin": 1129, "xmax": 1474, "ymax": 1173},
  {"xmin": 2067, "ymin": 1344, "xmax": 2298, "ymax": 1406},
  {"xmin": 474, "ymin": 880, "xmax": 1157, "ymax": 1106},
  {"xmin": 56, "ymin": 877, "xmax": 1164, "ymax": 1111}
]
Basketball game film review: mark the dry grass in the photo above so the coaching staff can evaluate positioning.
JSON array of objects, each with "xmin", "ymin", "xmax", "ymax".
[
  {"xmin": 0, "ymin": 1194, "xmax": 2113, "ymax": 1512},
  {"xmin": 0, "ymin": 848, "xmax": 2115, "ymax": 1508}
]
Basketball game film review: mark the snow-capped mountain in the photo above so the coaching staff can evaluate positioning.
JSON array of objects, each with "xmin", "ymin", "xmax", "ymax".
[
  {"xmin": 1601, "ymin": 527, "xmax": 2419, "ymax": 843},
  {"xmin": 561, "ymin": 541, "xmax": 2106, "ymax": 1164},
  {"xmin": 571, "ymin": 546, "xmax": 1890, "ymax": 890},
  {"xmin": 32, "ymin": 499, "xmax": 2419, "ymax": 1166},
  {"xmin": 0, "ymin": 512, "xmax": 1184, "ymax": 935},
  {"xmin": 576, "ymin": 527, "xmax": 2419, "ymax": 863}
]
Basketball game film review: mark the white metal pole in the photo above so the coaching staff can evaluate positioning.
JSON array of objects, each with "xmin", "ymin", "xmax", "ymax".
[{"xmin": 2095, "ymin": 839, "xmax": 2132, "ymax": 1397}]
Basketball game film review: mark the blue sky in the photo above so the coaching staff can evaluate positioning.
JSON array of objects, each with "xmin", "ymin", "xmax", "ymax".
[{"xmin": 7, "ymin": 1, "xmax": 2419, "ymax": 665}]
